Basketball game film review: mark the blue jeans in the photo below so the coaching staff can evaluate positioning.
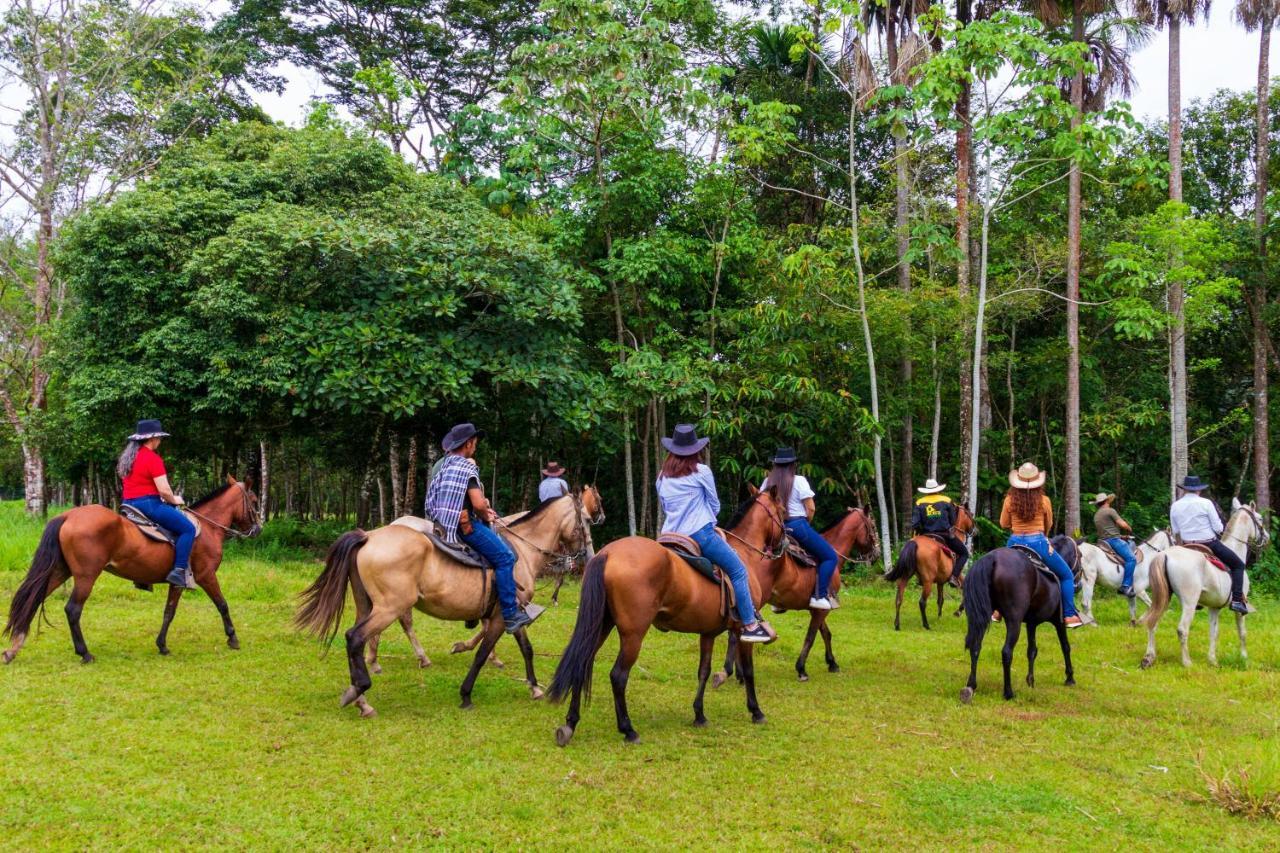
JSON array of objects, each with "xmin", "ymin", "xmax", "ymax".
[
  {"xmin": 460, "ymin": 519, "xmax": 520, "ymax": 620},
  {"xmin": 1007, "ymin": 533, "xmax": 1078, "ymax": 618},
  {"xmin": 690, "ymin": 523, "xmax": 757, "ymax": 626},
  {"xmin": 785, "ymin": 517, "xmax": 839, "ymax": 598},
  {"xmin": 123, "ymin": 496, "xmax": 195, "ymax": 571},
  {"xmin": 1106, "ymin": 537, "xmax": 1137, "ymax": 588}
]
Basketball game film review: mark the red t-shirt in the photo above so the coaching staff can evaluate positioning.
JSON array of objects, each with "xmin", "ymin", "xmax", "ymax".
[{"xmin": 122, "ymin": 445, "xmax": 167, "ymax": 499}]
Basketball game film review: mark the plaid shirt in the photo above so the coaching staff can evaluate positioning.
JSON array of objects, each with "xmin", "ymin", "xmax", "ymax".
[{"xmin": 426, "ymin": 454, "xmax": 481, "ymax": 543}]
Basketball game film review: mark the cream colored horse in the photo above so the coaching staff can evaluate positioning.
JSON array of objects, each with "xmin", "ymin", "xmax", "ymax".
[
  {"xmin": 1077, "ymin": 528, "xmax": 1173, "ymax": 626},
  {"xmin": 1140, "ymin": 500, "xmax": 1268, "ymax": 669},
  {"xmin": 296, "ymin": 492, "xmax": 593, "ymax": 717}
]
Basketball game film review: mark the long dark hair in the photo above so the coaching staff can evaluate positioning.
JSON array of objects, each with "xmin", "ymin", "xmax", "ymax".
[
  {"xmin": 764, "ymin": 462, "xmax": 796, "ymax": 515},
  {"xmin": 116, "ymin": 439, "xmax": 143, "ymax": 480},
  {"xmin": 1007, "ymin": 486, "xmax": 1044, "ymax": 522},
  {"xmin": 659, "ymin": 450, "xmax": 704, "ymax": 480}
]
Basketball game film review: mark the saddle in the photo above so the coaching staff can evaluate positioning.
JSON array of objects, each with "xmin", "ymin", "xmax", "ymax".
[
  {"xmin": 784, "ymin": 537, "xmax": 817, "ymax": 568},
  {"xmin": 119, "ymin": 504, "xmax": 201, "ymax": 546},
  {"xmin": 922, "ymin": 533, "xmax": 956, "ymax": 561},
  {"xmin": 656, "ymin": 532, "xmax": 737, "ymax": 622},
  {"xmin": 1098, "ymin": 539, "xmax": 1144, "ymax": 567},
  {"xmin": 390, "ymin": 515, "xmax": 491, "ymax": 569},
  {"xmin": 1182, "ymin": 542, "xmax": 1229, "ymax": 573},
  {"xmin": 1010, "ymin": 544, "xmax": 1056, "ymax": 584}
]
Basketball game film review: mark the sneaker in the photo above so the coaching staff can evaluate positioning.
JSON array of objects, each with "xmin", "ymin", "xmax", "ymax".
[
  {"xmin": 1064, "ymin": 615, "xmax": 1085, "ymax": 629},
  {"xmin": 503, "ymin": 608, "xmax": 534, "ymax": 634},
  {"xmin": 1229, "ymin": 598, "xmax": 1251, "ymax": 616},
  {"xmin": 739, "ymin": 623, "xmax": 772, "ymax": 643},
  {"xmin": 1118, "ymin": 584, "xmax": 1136, "ymax": 599},
  {"xmin": 808, "ymin": 596, "xmax": 833, "ymax": 611}
]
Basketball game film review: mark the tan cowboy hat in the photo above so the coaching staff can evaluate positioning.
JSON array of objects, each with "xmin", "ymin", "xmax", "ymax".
[
  {"xmin": 1092, "ymin": 492, "xmax": 1116, "ymax": 505},
  {"xmin": 917, "ymin": 478, "xmax": 946, "ymax": 494},
  {"xmin": 1009, "ymin": 462, "xmax": 1046, "ymax": 490}
]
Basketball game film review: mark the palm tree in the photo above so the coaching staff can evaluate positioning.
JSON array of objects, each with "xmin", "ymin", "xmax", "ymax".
[
  {"xmin": 1133, "ymin": 0, "xmax": 1211, "ymax": 493},
  {"xmin": 1237, "ymin": 0, "xmax": 1280, "ymax": 516}
]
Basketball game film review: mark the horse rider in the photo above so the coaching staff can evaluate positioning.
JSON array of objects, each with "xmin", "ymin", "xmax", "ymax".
[
  {"xmin": 1092, "ymin": 492, "xmax": 1137, "ymax": 599},
  {"xmin": 656, "ymin": 424, "xmax": 771, "ymax": 643},
  {"xmin": 425, "ymin": 422, "xmax": 536, "ymax": 633},
  {"xmin": 116, "ymin": 419, "xmax": 197, "ymax": 590},
  {"xmin": 911, "ymin": 477, "xmax": 969, "ymax": 589},
  {"xmin": 538, "ymin": 461, "xmax": 570, "ymax": 503},
  {"xmin": 1169, "ymin": 475, "xmax": 1250, "ymax": 615},
  {"xmin": 762, "ymin": 446, "xmax": 840, "ymax": 610},
  {"xmin": 1000, "ymin": 462, "xmax": 1085, "ymax": 628}
]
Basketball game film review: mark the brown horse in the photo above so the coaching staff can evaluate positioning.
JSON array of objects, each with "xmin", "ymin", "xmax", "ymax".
[
  {"xmin": 714, "ymin": 507, "xmax": 880, "ymax": 685},
  {"xmin": 295, "ymin": 492, "xmax": 592, "ymax": 717},
  {"xmin": 3, "ymin": 476, "xmax": 262, "ymax": 664},
  {"xmin": 547, "ymin": 486, "xmax": 785, "ymax": 746},
  {"xmin": 883, "ymin": 504, "xmax": 975, "ymax": 630}
]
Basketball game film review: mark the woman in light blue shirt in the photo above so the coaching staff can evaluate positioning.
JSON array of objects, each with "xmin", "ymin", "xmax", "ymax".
[{"xmin": 657, "ymin": 424, "xmax": 770, "ymax": 643}]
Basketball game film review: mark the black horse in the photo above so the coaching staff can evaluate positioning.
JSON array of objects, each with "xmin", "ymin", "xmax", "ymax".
[{"xmin": 959, "ymin": 535, "xmax": 1077, "ymax": 702}]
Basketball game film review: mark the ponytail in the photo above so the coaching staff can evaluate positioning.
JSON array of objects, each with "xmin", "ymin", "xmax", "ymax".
[{"xmin": 116, "ymin": 439, "xmax": 142, "ymax": 480}]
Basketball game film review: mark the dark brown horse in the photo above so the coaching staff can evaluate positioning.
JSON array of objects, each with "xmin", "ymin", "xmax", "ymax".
[
  {"xmin": 3, "ymin": 476, "xmax": 261, "ymax": 664},
  {"xmin": 959, "ymin": 535, "xmax": 1078, "ymax": 702},
  {"xmin": 714, "ymin": 507, "xmax": 880, "ymax": 685},
  {"xmin": 547, "ymin": 487, "xmax": 785, "ymax": 745},
  {"xmin": 884, "ymin": 504, "xmax": 975, "ymax": 630}
]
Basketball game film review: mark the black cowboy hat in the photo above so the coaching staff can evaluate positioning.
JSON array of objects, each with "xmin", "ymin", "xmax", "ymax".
[
  {"xmin": 772, "ymin": 446, "xmax": 798, "ymax": 465},
  {"xmin": 542, "ymin": 461, "xmax": 566, "ymax": 477},
  {"xmin": 1180, "ymin": 475, "xmax": 1209, "ymax": 492},
  {"xmin": 127, "ymin": 419, "xmax": 170, "ymax": 441},
  {"xmin": 442, "ymin": 422, "xmax": 485, "ymax": 452},
  {"xmin": 661, "ymin": 424, "xmax": 710, "ymax": 457}
]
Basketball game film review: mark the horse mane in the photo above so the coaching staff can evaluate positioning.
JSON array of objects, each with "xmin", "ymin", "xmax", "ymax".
[
  {"xmin": 510, "ymin": 494, "xmax": 565, "ymax": 527},
  {"xmin": 724, "ymin": 494, "xmax": 758, "ymax": 530},
  {"xmin": 191, "ymin": 483, "xmax": 235, "ymax": 509},
  {"xmin": 819, "ymin": 509, "xmax": 856, "ymax": 535}
]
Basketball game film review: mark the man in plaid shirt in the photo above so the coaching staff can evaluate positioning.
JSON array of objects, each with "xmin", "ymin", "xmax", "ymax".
[{"xmin": 425, "ymin": 423, "xmax": 535, "ymax": 633}]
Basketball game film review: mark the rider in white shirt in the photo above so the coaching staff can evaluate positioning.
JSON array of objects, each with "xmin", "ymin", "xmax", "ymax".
[{"xmin": 1169, "ymin": 475, "xmax": 1249, "ymax": 614}]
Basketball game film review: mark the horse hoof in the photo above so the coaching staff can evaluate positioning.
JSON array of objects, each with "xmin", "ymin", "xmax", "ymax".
[
  {"xmin": 555, "ymin": 725, "xmax": 575, "ymax": 747},
  {"xmin": 418, "ymin": 658, "xmax": 431, "ymax": 669},
  {"xmin": 1026, "ymin": 676, "xmax": 1035, "ymax": 688},
  {"xmin": 369, "ymin": 663, "xmax": 383, "ymax": 675},
  {"xmin": 359, "ymin": 705, "xmax": 377, "ymax": 719},
  {"xmin": 959, "ymin": 687, "xmax": 974, "ymax": 704},
  {"xmin": 827, "ymin": 664, "xmax": 840, "ymax": 674},
  {"xmin": 529, "ymin": 685, "xmax": 546, "ymax": 701},
  {"xmin": 1003, "ymin": 692, "xmax": 1015, "ymax": 701},
  {"xmin": 459, "ymin": 699, "xmax": 474, "ymax": 710},
  {"xmin": 1, "ymin": 651, "xmax": 13, "ymax": 664},
  {"xmin": 1064, "ymin": 678, "xmax": 1075, "ymax": 687},
  {"xmin": 1140, "ymin": 656, "xmax": 1154, "ymax": 670},
  {"xmin": 693, "ymin": 718, "xmax": 707, "ymax": 728},
  {"xmin": 623, "ymin": 732, "xmax": 641, "ymax": 743},
  {"xmin": 751, "ymin": 713, "xmax": 766, "ymax": 725},
  {"xmin": 797, "ymin": 673, "xmax": 809, "ymax": 682},
  {"xmin": 450, "ymin": 642, "xmax": 467, "ymax": 654},
  {"xmin": 81, "ymin": 654, "xmax": 95, "ymax": 665},
  {"xmin": 711, "ymin": 672, "xmax": 728, "ymax": 689},
  {"xmin": 340, "ymin": 686, "xmax": 362, "ymax": 708},
  {"xmin": 228, "ymin": 637, "xmax": 240, "ymax": 651}
]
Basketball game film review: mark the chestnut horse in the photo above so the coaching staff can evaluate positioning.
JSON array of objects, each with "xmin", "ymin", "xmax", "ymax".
[
  {"xmin": 3, "ymin": 476, "xmax": 261, "ymax": 664},
  {"xmin": 884, "ymin": 504, "xmax": 975, "ymax": 630},
  {"xmin": 548, "ymin": 486, "xmax": 785, "ymax": 746},
  {"xmin": 714, "ymin": 507, "xmax": 880, "ymax": 686}
]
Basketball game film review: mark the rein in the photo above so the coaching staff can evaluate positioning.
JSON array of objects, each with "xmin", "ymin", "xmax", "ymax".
[
  {"xmin": 184, "ymin": 484, "xmax": 257, "ymax": 539},
  {"xmin": 493, "ymin": 494, "xmax": 593, "ymax": 565},
  {"xmin": 832, "ymin": 509, "xmax": 878, "ymax": 565},
  {"xmin": 722, "ymin": 494, "xmax": 786, "ymax": 560}
]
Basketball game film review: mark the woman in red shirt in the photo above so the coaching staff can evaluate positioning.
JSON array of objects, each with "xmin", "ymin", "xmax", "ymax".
[{"xmin": 117, "ymin": 419, "xmax": 196, "ymax": 589}]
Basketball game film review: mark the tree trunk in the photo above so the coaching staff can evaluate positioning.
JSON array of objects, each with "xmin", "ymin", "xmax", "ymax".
[
  {"xmin": 404, "ymin": 435, "xmax": 419, "ymax": 516},
  {"xmin": 1063, "ymin": 2, "xmax": 1084, "ymax": 536},
  {"xmin": 967, "ymin": 196, "xmax": 991, "ymax": 516},
  {"xmin": 1254, "ymin": 19, "xmax": 1272, "ymax": 515},
  {"xmin": 356, "ymin": 421, "xmax": 384, "ymax": 529},
  {"xmin": 955, "ymin": 3, "xmax": 974, "ymax": 503},
  {"xmin": 377, "ymin": 477, "xmax": 387, "ymax": 527},
  {"xmin": 1168, "ymin": 18, "xmax": 1190, "ymax": 493},
  {"xmin": 895, "ymin": 117, "xmax": 914, "ymax": 535},
  {"xmin": 389, "ymin": 432, "xmax": 403, "ymax": 519},
  {"xmin": 259, "ymin": 440, "xmax": 270, "ymax": 522},
  {"xmin": 929, "ymin": 335, "xmax": 941, "ymax": 479},
  {"xmin": 22, "ymin": 441, "xmax": 45, "ymax": 517}
]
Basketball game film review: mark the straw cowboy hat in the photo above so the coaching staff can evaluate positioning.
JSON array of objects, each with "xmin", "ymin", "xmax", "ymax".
[
  {"xmin": 1092, "ymin": 492, "xmax": 1116, "ymax": 506},
  {"xmin": 542, "ymin": 461, "xmax": 566, "ymax": 477},
  {"xmin": 1008, "ymin": 462, "xmax": 1046, "ymax": 490},
  {"xmin": 127, "ymin": 419, "xmax": 170, "ymax": 441},
  {"xmin": 917, "ymin": 478, "xmax": 947, "ymax": 495},
  {"xmin": 662, "ymin": 424, "xmax": 710, "ymax": 457}
]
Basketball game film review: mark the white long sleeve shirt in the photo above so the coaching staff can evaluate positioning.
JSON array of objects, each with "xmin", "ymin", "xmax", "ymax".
[{"xmin": 1169, "ymin": 494, "xmax": 1223, "ymax": 543}]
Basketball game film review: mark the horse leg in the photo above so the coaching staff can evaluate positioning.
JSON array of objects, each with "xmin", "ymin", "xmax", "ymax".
[
  {"xmin": 738, "ymin": 638, "xmax": 766, "ymax": 724},
  {"xmin": 341, "ymin": 605, "xmax": 399, "ymax": 718},
  {"xmin": 818, "ymin": 615, "xmax": 838, "ymax": 673},
  {"xmin": 155, "ymin": 584, "xmax": 184, "ymax": 655},
  {"xmin": 551, "ymin": 574, "xmax": 565, "ymax": 605},
  {"xmin": 795, "ymin": 611, "xmax": 821, "ymax": 682},
  {"xmin": 398, "ymin": 611, "xmax": 431, "ymax": 669},
  {"xmin": 450, "ymin": 625, "xmax": 504, "ymax": 668},
  {"xmin": 1025, "ymin": 623, "xmax": 1038, "ymax": 688},
  {"xmin": 1081, "ymin": 571, "xmax": 1095, "ymax": 622},
  {"xmin": 960, "ymin": 628, "xmax": 982, "ymax": 703},
  {"xmin": 195, "ymin": 573, "xmax": 239, "ymax": 651},
  {"xmin": 4, "ymin": 559, "xmax": 70, "ymax": 664},
  {"xmin": 1236, "ymin": 611, "xmax": 1248, "ymax": 665},
  {"xmin": 1000, "ymin": 617, "xmax": 1022, "ymax": 700},
  {"xmin": 894, "ymin": 578, "xmax": 905, "ymax": 631},
  {"xmin": 512, "ymin": 627, "xmax": 543, "ymax": 699},
  {"xmin": 712, "ymin": 633, "xmax": 736, "ymax": 689},
  {"xmin": 936, "ymin": 580, "xmax": 945, "ymax": 620},
  {"xmin": 65, "ymin": 575, "xmax": 98, "ymax": 664},
  {"xmin": 693, "ymin": 634, "xmax": 714, "ymax": 727},
  {"xmin": 1177, "ymin": 594, "xmax": 1198, "ymax": 668},
  {"xmin": 558, "ymin": 617, "xmax": 615, "ymax": 746},
  {"xmin": 1055, "ymin": 620, "xmax": 1075, "ymax": 686},
  {"xmin": 1206, "ymin": 608, "xmax": 1220, "ymax": 667},
  {"xmin": 919, "ymin": 577, "xmax": 932, "ymax": 631},
  {"xmin": 610, "ymin": 630, "xmax": 644, "ymax": 743},
  {"xmin": 460, "ymin": 617, "xmax": 506, "ymax": 710}
]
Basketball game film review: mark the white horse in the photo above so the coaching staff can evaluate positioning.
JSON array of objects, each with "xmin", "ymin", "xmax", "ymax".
[
  {"xmin": 1140, "ymin": 499, "xmax": 1269, "ymax": 669},
  {"xmin": 1078, "ymin": 528, "xmax": 1173, "ymax": 626}
]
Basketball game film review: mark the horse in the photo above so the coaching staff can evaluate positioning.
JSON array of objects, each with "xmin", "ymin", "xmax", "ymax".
[
  {"xmin": 295, "ymin": 492, "xmax": 592, "ymax": 717},
  {"xmin": 958, "ymin": 535, "xmax": 1079, "ymax": 703},
  {"xmin": 3, "ymin": 476, "xmax": 262, "ymax": 664},
  {"xmin": 1140, "ymin": 500, "xmax": 1268, "ymax": 669},
  {"xmin": 1077, "ymin": 528, "xmax": 1173, "ymax": 626},
  {"xmin": 712, "ymin": 506, "xmax": 880, "ymax": 686},
  {"xmin": 884, "ymin": 504, "xmax": 976, "ymax": 630},
  {"xmin": 547, "ymin": 486, "xmax": 785, "ymax": 745},
  {"xmin": 362, "ymin": 486, "xmax": 604, "ymax": 675}
]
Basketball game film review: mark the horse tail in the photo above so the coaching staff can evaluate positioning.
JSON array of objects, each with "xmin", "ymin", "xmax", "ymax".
[
  {"xmin": 4, "ymin": 515, "xmax": 68, "ymax": 639},
  {"xmin": 548, "ymin": 552, "xmax": 609, "ymax": 704},
  {"xmin": 1142, "ymin": 552, "xmax": 1171, "ymax": 630},
  {"xmin": 295, "ymin": 529, "xmax": 367, "ymax": 646},
  {"xmin": 962, "ymin": 552, "xmax": 996, "ymax": 653},
  {"xmin": 884, "ymin": 539, "xmax": 917, "ymax": 582}
]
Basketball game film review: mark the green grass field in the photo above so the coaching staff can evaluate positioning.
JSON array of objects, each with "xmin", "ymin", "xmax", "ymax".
[{"xmin": 1, "ymin": 503, "xmax": 1278, "ymax": 849}]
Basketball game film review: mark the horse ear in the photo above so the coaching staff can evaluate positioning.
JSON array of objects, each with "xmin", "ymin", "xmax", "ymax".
[
  {"xmin": 766, "ymin": 483, "xmax": 778, "ymax": 498},
  {"xmin": 1250, "ymin": 500, "xmax": 1257, "ymax": 510},
  {"xmin": 747, "ymin": 484, "xmax": 760, "ymax": 497},
  {"xmin": 226, "ymin": 473, "xmax": 237, "ymax": 486}
]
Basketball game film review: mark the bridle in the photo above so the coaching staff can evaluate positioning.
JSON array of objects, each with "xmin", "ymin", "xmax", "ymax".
[
  {"xmin": 1222, "ymin": 504, "xmax": 1269, "ymax": 557},
  {"xmin": 494, "ymin": 492, "xmax": 598, "ymax": 567},
  {"xmin": 832, "ymin": 507, "xmax": 880, "ymax": 565},
  {"xmin": 184, "ymin": 482, "xmax": 262, "ymax": 539},
  {"xmin": 722, "ymin": 492, "xmax": 787, "ymax": 560}
]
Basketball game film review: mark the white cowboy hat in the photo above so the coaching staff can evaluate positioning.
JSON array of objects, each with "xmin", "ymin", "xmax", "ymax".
[
  {"xmin": 1009, "ymin": 462, "xmax": 1046, "ymax": 490},
  {"xmin": 917, "ymin": 478, "xmax": 946, "ymax": 494},
  {"xmin": 1092, "ymin": 492, "xmax": 1116, "ymax": 505}
]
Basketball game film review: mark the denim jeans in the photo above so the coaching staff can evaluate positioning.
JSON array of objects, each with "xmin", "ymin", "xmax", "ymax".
[
  {"xmin": 123, "ymin": 496, "xmax": 195, "ymax": 571},
  {"xmin": 1105, "ymin": 537, "xmax": 1137, "ymax": 588},
  {"xmin": 460, "ymin": 519, "xmax": 520, "ymax": 620},
  {"xmin": 1007, "ymin": 532, "xmax": 1078, "ymax": 617},
  {"xmin": 785, "ymin": 517, "xmax": 839, "ymax": 598},
  {"xmin": 690, "ymin": 522, "xmax": 757, "ymax": 626}
]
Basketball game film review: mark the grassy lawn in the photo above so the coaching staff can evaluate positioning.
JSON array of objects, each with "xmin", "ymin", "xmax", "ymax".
[{"xmin": 2, "ymin": 503, "xmax": 1278, "ymax": 849}]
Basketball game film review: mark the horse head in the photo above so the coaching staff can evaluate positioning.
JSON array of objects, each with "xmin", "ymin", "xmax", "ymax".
[
  {"xmin": 735, "ymin": 484, "xmax": 786, "ymax": 556},
  {"xmin": 1230, "ymin": 497, "xmax": 1270, "ymax": 549},
  {"xmin": 579, "ymin": 484, "xmax": 606, "ymax": 525},
  {"xmin": 955, "ymin": 504, "xmax": 976, "ymax": 537}
]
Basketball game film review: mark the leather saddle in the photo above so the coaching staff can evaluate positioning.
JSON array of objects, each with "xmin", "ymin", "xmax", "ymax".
[
  {"xmin": 1010, "ymin": 544, "xmax": 1059, "ymax": 585},
  {"xmin": 922, "ymin": 533, "xmax": 955, "ymax": 561},
  {"xmin": 1098, "ymin": 539, "xmax": 1144, "ymax": 566},
  {"xmin": 1182, "ymin": 542, "xmax": 1229, "ymax": 573},
  {"xmin": 784, "ymin": 537, "xmax": 817, "ymax": 568},
  {"xmin": 119, "ymin": 504, "xmax": 201, "ymax": 546},
  {"xmin": 390, "ymin": 515, "xmax": 491, "ymax": 569},
  {"xmin": 656, "ymin": 532, "xmax": 737, "ymax": 620}
]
